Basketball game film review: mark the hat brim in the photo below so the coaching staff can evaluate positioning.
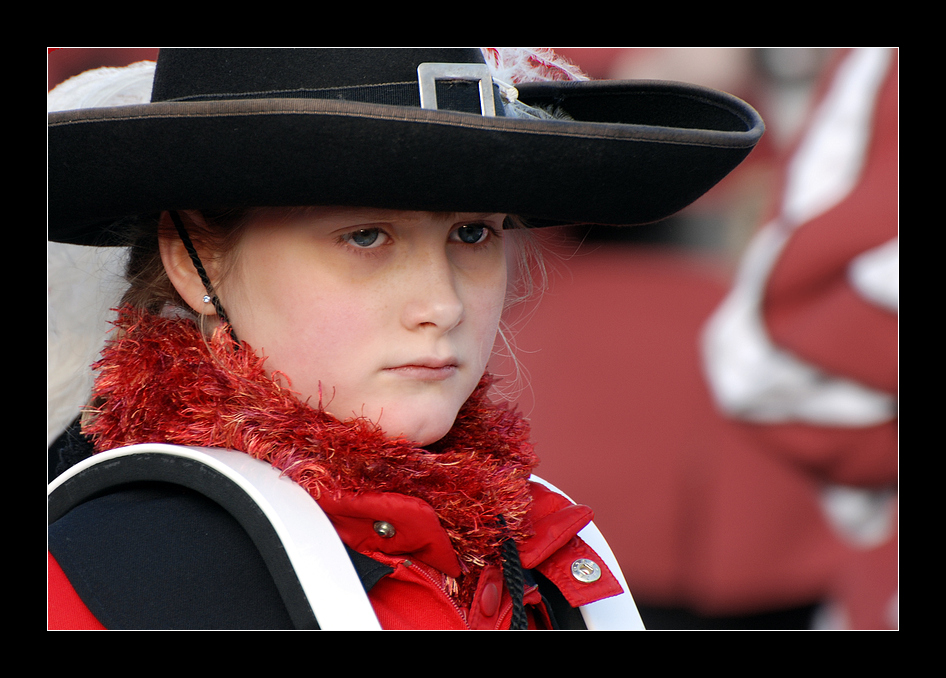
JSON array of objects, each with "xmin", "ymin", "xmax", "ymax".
[{"xmin": 48, "ymin": 79, "xmax": 763, "ymax": 246}]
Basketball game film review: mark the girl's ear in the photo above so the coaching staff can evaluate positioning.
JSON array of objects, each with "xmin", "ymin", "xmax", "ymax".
[{"xmin": 158, "ymin": 210, "xmax": 217, "ymax": 316}]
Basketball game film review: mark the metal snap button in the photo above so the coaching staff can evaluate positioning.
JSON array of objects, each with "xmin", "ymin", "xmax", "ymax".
[
  {"xmin": 373, "ymin": 520, "xmax": 396, "ymax": 538},
  {"xmin": 571, "ymin": 558, "xmax": 601, "ymax": 583}
]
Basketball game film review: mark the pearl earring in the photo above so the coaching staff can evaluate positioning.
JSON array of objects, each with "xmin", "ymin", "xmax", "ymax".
[{"xmin": 203, "ymin": 295, "xmax": 212, "ymax": 304}]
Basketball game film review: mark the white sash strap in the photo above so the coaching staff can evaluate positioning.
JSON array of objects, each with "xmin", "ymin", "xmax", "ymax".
[
  {"xmin": 48, "ymin": 444, "xmax": 381, "ymax": 630},
  {"xmin": 530, "ymin": 475, "xmax": 646, "ymax": 630}
]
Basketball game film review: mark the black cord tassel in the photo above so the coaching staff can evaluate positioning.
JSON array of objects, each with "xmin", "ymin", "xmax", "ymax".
[{"xmin": 498, "ymin": 515, "xmax": 528, "ymax": 629}]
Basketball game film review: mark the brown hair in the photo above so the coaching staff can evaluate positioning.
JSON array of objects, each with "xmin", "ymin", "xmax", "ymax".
[{"xmin": 117, "ymin": 209, "xmax": 253, "ymax": 315}]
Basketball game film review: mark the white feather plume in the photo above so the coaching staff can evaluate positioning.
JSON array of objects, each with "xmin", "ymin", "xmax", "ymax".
[
  {"xmin": 48, "ymin": 60, "xmax": 155, "ymax": 444},
  {"xmin": 480, "ymin": 48, "xmax": 588, "ymax": 84}
]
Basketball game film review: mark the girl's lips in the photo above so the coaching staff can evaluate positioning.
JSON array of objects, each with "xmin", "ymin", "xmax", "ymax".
[{"xmin": 384, "ymin": 361, "xmax": 458, "ymax": 381}]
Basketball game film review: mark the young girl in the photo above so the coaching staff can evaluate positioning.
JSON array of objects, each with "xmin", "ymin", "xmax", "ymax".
[{"xmin": 47, "ymin": 48, "xmax": 763, "ymax": 630}]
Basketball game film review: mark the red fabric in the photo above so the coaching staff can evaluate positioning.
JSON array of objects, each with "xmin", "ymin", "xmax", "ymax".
[
  {"xmin": 48, "ymin": 552, "xmax": 105, "ymax": 630},
  {"xmin": 763, "ymin": 51, "xmax": 898, "ymax": 398},
  {"xmin": 755, "ymin": 49, "xmax": 898, "ymax": 629},
  {"xmin": 319, "ymin": 491, "xmax": 463, "ymax": 577},
  {"xmin": 363, "ymin": 552, "xmax": 551, "ymax": 629},
  {"xmin": 830, "ymin": 502, "xmax": 899, "ymax": 629},
  {"xmin": 738, "ymin": 419, "xmax": 897, "ymax": 488},
  {"xmin": 755, "ymin": 50, "xmax": 898, "ymax": 488},
  {"xmin": 327, "ymin": 480, "xmax": 622, "ymax": 629}
]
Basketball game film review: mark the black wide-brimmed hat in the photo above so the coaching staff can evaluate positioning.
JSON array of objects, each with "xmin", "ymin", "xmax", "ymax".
[{"xmin": 48, "ymin": 48, "xmax": 764, "ymax": 246}]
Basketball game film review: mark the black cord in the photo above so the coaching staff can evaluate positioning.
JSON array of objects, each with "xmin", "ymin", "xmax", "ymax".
[
  {"xmin": 168, "ymin": 211, "xmax": 238, "ymax": 342},
  {"xmin": 498, "ymin": 515, "xmax": 528, "ymax": 629}
]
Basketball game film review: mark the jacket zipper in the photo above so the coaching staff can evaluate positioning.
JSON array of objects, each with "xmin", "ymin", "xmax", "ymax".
[{"xmin": 402, "ymin": 559, "xmax": 471, "ymax": 628}]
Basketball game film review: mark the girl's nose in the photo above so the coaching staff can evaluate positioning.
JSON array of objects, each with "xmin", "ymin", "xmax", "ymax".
[{"xmin": 400, "ymin": 249, "xmax": 464, "ymax": 333}]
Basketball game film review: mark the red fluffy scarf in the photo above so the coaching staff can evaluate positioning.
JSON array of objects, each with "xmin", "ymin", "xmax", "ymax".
[{"xmin": 83, "ymin": 307, "xmax": 538, "ymax": 604}]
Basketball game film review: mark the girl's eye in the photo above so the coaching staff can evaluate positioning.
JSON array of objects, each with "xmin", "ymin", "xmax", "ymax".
[
  {"xmin": 344, "ymin": 228, "xmax": 386, "ymax": 249},
  {"xmin": 454, "ymin": 223, "xmax": 490, "ymax": 245}
]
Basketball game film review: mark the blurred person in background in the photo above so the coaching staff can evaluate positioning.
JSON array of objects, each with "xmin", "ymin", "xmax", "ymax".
[
  {"xmin": 701, "ymin": 47, "xmax": 898, "ymax": 629},
  {"xmin": 503, "ymin": 48, "xmax": 896, "ymax": 629}
]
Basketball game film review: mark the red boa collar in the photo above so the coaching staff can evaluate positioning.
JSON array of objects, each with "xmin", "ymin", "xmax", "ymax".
[{"xmin": 84, "ymin": 307, "xmax": 538, "ymax": 591}]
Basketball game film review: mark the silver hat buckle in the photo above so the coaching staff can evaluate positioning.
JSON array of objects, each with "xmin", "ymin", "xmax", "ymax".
[{"xmin": 417, "ymin": 62, "xmax": 497, "ymax": 117}]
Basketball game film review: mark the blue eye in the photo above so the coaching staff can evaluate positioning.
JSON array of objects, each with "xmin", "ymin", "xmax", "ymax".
[
  {"xmin": 346, "ymin": 228, "xmax": 383, "ymax": 248},
  {"xmin": 455, "ymin": 224, "xmax": 488, "ymax": 244}
]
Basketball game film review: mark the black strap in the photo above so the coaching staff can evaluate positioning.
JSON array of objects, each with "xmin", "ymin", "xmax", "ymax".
[{"xmin": 49, "ymin": 451, "xmax": 319, "ymax": 629}]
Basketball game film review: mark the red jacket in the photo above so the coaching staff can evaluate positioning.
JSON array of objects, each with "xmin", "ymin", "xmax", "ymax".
[{"xmin": 49, "ymin": 479, "xmax": 623, "ymax": 630}]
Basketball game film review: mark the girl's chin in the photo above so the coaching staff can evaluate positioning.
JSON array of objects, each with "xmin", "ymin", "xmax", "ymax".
[
  {"xmin": 320, "ymin": 390, "xmax": 468, "ymax": 446},
  {"xmin": 317, "ymin": 399, "xmax": 456, "ymax": 445},
  {"xmin": 384, "ymin": 419, "xmax": 456, "ymax": 447},
  {"xmin": 372, "ymin": 406, "xmax": 460, "ymax": 446}
]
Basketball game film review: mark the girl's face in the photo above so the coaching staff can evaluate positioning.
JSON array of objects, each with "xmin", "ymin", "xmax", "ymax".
[{"xmin": 219, "ymin": 207, "xmax": 508, "ymax": 446}]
